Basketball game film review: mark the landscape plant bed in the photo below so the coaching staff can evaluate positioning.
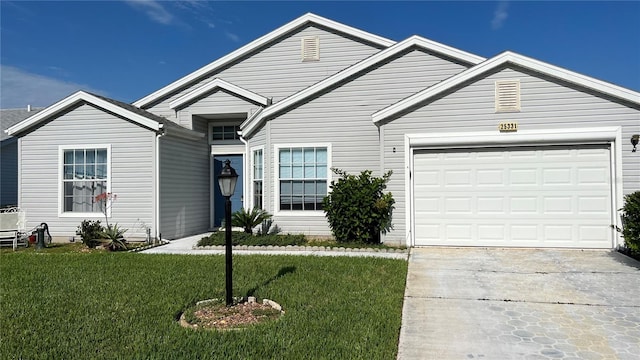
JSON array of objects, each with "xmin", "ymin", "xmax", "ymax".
[
  {"xmin": 0, "ymin": 241, "xmax": 149, "ymax": 255},
  {"xmin": 180, "ymin": 297, "xmax": 283, "ymax": 331},
  {"xmin": 1, "ymin": 251, "xmax": 407, "ymax": 359},
  {"xmin": 618, "ymin": 248, "xmax": 640, "ymax": 262},
  {"xmin": 198, "ymin": 231, "xmax": 406, "ymax": 250}
]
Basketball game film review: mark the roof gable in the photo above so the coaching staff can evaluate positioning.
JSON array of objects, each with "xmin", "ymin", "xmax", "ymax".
[
  {"xmin": 6, "ymin": 91, "xmax": 164, "ymax": 136},
  {"xmin": 372, "ymin": 51, "xmax": 640, "ymax": 124},
  {"xmin": 133, "ymin": 13, "xmax": 395, "ymax": 109},
  {"xmin": 240, "ymin": 35, "xmax": 486, "ymax": 136},
  {"xmin": 169, "ymin": 78, "xmax": 269, "ymax": 110}
]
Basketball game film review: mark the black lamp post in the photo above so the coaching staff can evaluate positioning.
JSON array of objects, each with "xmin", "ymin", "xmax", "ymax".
[{"xmin": 217, "ymin": 159, "xmax": 238, "ymax": 306}]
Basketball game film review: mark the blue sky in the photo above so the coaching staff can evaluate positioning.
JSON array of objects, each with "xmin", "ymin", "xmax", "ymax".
[{"xmin": 1, "ymin": 1, "xmax": 639, "ymax": 109}]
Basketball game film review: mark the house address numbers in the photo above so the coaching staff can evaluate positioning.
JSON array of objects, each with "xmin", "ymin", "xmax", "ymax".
[{"xmin": 498, "ymin": 122, "xmax": 518, "ymax": 132}]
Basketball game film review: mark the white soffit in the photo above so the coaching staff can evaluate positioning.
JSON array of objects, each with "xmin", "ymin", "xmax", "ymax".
[
  {"xmin": 169, "ymin": 78, "xmax": 269, "ymax": 109},
  {"xmin": 372, "ymin": 51, "xmax": 640, "ymax": 124},
  {"xmin": 241, "ymin": 36, "xmax": 486, "ymax": 137},
  {"xmin": 133, "ymin": 13, "xmax": 396, "ymax": 108},
  {"xmin": 6, "ymin": 91, "xmax": 160, "ymax": 136}
]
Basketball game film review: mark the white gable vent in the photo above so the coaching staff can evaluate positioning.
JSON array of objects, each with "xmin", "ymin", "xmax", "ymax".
[
  {"xmin": 301, "ymin": 36, "xmax": 320, "ymax": 61},
  {"xmin": 495, "ymin": 80, "xmax": 521, "ymax": 112}
]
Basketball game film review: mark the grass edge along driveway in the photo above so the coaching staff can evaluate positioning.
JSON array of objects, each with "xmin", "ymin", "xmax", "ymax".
[{"xmin": 0, "ymin": 252, "xmax": 407, "ymax": 360}]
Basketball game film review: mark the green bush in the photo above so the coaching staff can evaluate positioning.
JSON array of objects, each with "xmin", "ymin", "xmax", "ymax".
[
  {"xmin": 198, "ymin": 232, "xmax": 306, "ymax": 247},
  {"xmin": 232, "ymin": 208, "xmax": 272, "ymax": 234},
  {"xmin": 76, "ymin": 220, "xmax": 104, "ymax": 249},
  {"xmin": 621, "ymin": 191, "xmax": 640, "ymax": 253},
  {"xmin": 322, "ymin": 169, "xmax": 395, "ymax": 244}
]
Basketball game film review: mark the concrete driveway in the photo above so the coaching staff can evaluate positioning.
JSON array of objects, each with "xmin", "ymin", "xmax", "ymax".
[{"xmin": 397, "ymin": 248, "xmax": 640, "ymax": 360}]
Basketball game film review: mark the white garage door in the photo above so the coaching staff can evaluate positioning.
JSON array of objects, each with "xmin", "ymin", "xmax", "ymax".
[{"xmin": 413, "ymin": 145, "xmax": 613, "ymax": 248}]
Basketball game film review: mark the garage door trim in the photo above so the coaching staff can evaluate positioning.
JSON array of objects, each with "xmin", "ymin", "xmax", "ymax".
[{"xmin": 404, "ymin": 127, "xmax": 623, "ymax": 248}]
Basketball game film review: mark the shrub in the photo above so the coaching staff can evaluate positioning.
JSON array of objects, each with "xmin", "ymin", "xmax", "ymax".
[
  {"xmin": 322, "ymin": 169, "xmax": 395, "ymax": 244},
  {"xmin": 99, "ymin": 224, "xmax": 128, "ymax": 251},
  {"xmin": 257, "ymin": 219, "xmax": 281, "ymax": 236},
  {"xmin": 198, "ymin": 232, "xmax": 306, "ymax": 247},
  {"xmin": 232, "ymin": 208, "xmax": 272, "ymax": 234},
  {"xmin": 76, "ymin": 220, "xmax": 104, "ymax": 249},
  {"xmin": 621, "ymin": 191, "xmax": 640, "ymax": 253}
]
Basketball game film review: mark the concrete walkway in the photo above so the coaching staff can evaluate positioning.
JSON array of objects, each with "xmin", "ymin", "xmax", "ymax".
[
  {"xmin": 397, "ymin": 247, "xmax": 640, "ymax": 360},
  {"xmin": 140, "ymin": 233, "xmax": 408, "ymax": 259}
]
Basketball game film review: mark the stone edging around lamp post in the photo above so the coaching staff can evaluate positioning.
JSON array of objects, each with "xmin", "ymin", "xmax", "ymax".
[{"xmin": 178, "ymin": 297, "xmax": 284, "ymax": 331}]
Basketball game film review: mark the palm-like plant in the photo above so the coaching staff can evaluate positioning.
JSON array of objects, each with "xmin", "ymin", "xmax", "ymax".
[
  {"xmin": 99, "ymin": 223, "xmax": 128, "ymax": 251},
  {"xmin": 231, "ymin": 208, "xmax": 272, "ymax": 234}
]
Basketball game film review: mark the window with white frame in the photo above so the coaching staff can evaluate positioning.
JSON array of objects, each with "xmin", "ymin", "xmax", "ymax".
[
  {"xmin": 61, "ymin": 146, "xmax": 109, "ymax": 213},
  {"xmin": 252, "ymin": 148, "xmax": 263, "ymax": 209},
  {"xmin": 278, "ymin": 146, "xmax": 328, "ymax": 211}
]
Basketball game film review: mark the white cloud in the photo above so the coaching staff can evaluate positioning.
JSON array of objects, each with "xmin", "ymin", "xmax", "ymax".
[
  {"xmin": 225, "ymin": 31, "xmax": 240, "ymax": 43},
  {"xmin": 0, "ymin": 65, "xmax": 105, "ymax": 109},
  {"xmin": 491, "ymin": 1, "xmax": 509, "ymax": 30},
  {"xmin": 125, "ymin": 0, "xmax": 174, "ymax": 25}
]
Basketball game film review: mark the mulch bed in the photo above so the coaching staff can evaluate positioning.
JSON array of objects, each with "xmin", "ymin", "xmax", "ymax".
[{"xmin": 180, "ymin": 299, "xmax": 282, "ymax": 330}]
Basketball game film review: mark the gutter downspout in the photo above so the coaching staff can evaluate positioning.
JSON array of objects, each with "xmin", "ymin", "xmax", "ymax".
[{"xmin": 155, "ymin": 124, "xmax": 166, "ymax": 241}]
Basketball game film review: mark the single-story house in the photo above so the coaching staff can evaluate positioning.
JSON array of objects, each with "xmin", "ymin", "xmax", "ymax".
[
  {"xmin": 5, "ymin": 13, "xmax": 640, "ymax": 248},
  {"xmin": 1, "ymin": 107, "xmax": 43, "ymax": 207}
]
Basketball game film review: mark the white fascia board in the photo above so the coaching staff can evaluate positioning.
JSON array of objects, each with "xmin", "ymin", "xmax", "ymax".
[
  {"xmin": 133, "ymin": 12, "xmax": 396, "ymax": 108},
  {"xmin": 238, "ymin": 107, "xmax": 264, "ymax": 138},
  {"xmin": 6, "ymin": 91, "xmax": 160, "ymax": 136},
  {"xmin": 411, "ymin": 36, "xmax": 485, "ymax": 65},
  {"xmin": 241, "ymin": 36, "xmax": 485, "ymax": 137},
  {"xmin": 169, "ymin": 79, "xmax": 269, "ymax": 109},
  {"xmin": 373, "ymin": 51, "xmax": 640, "ymax": 124},
  {"xmin": 501, "ymin": 52, "xmax": 640, "ymax": 105}
]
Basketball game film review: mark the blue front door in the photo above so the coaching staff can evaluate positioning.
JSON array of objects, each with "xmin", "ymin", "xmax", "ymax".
[{"xmin": 213, "ymin": 155, "xmax": 244, "ymax": 227}]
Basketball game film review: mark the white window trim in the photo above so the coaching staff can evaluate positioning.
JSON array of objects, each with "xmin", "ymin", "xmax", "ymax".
[
  {"xmin": 58, "ymin": 144, "xmax": 112, "ymax": 218},
  {"xmin": 250, "ymin": 145, "xmax": 265, "ymax": 209},
  {"xmin": 274, "ymin": 143, "xmax": 331, "ymax": 216}
]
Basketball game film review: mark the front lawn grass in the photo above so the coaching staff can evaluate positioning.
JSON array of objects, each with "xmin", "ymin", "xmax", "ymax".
[{"xmin": 0, "ymin": 251, "xmax": 407, "ymax": 359}]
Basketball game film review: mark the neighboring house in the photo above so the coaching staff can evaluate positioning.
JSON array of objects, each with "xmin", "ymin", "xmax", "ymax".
[
  {"xmin": 1, "ymin": 107, "xmax": 43, "ymax": 207},
  {"xmin": 5, "ymin": 13, "xmax": 640, "ymax": 248}
]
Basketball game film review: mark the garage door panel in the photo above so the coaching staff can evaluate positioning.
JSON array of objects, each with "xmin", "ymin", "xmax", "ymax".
[
  {"xmin": 413, "ymin": 145, "xmax": 612, "ymax": 248},
  {"xmin": 578, "ymin": 167, "xmax": 609, "ymax": 184},
  {"xmin": 477, "ymin": 197, "xmax": 505, "ymax": 213},
  {"xmin": 543, "ymin": 197, "xmax": 573, "ymax": 213},
  {"xmin": 543, "ymin": 168, "xmax": 572, "ymax": 184},
  {"xmin": 578, "ymin": 197, "xmax": 609, "ymax": 214}
]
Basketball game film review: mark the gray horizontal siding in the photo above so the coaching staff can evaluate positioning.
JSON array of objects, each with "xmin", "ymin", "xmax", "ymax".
[
  {"xmin": 271, "ymin": 215, "xmax": 332, "ymax": 236},
  {"xmin": 383, "ymin": 66, "xmax": 640, "ymax": 244},
  {"xmin": 19, "ymin": 104, "xmax": 156, "ymax": 239},
  {"xmin": 266, "ymin": 49, "xmax": 468, "ymax": 236},
  {"xmin": 1, "ymin": 140, "xmax": 18, "ymax": 207},
  {"xmin": 145, "ymin": 25, "xmax": 384, "ymax": 118},
  {"xmin": 176, "ymin": 90, "xmax": 261, "ymax": 129},
  {"xmin": 159, "ymin": 133, "xmax": 210, "ymax": 239}
]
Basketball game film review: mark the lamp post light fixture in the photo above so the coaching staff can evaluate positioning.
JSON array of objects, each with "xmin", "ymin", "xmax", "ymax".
[{"xmin": 217, "ymin": 159, "xmax": 238, "ymax": 306}]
